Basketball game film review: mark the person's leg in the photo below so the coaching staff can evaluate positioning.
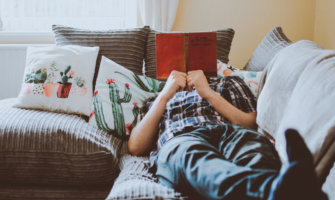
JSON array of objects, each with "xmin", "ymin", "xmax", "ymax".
[
  {"xmin": 215, "ymin": 124, "xmax": 327, "ymax": 199},
  {"xmin": 155, "ymin": 126, "xmax": 278, "ymax": 200},
  {"xmin": 155, "ymin": 125, "xmax": 327, "ymax": 200},
  {"xmin": 216, "ymin": 124, "xmax": 281, "ymax": 170}
]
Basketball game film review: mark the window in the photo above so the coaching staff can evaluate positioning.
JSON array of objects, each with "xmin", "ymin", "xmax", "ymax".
[{"xmin": 0, "ymin": 0, "xmax": 138, "ymax": 32}]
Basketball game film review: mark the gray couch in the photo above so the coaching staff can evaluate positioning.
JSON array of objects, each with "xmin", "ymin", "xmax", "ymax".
[{"xmin": 0, "ymin": 26, "xmax": 334, "ymax": 199}]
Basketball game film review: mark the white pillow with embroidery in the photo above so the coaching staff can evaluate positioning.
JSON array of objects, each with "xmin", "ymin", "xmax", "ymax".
[
  {"xmin": 15, "ymin": 45, "xmax": 99, "ymax": 116},
  {"xmin": 89, "ymin": 56, "xmax": 165, "ymax": 140},
  {"xmin": 217, "ymin": 60, "xmax": 262, "ymax": 97}
]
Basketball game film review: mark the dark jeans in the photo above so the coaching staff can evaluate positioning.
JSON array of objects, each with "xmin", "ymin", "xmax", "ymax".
[{"xmin": 155, "ymin": 124, "xmax": 282, "ymax": 200}]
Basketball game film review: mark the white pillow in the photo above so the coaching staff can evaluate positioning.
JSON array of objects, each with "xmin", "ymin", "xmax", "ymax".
[
  {"xmin": 89, "ymin": 56, "xmax": 164, "ymax": 140},
  {"xmin": 15, "ymin": 45, "xmax": 99, "ymax": 116}
]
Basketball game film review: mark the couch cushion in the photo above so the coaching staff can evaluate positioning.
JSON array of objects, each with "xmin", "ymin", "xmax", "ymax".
[
  {"xmin": 256, "ymin": 40, "xmax": 335, "ymax": 192},
  {"xmin": 106, "ymin": 150, "xmax": 185, "ymax": 200},
  {"xmin": 52, "ymin": 25, "xmax": 149, "ymax": 88},
  {"xmin": 144, "ymin": 28, "xmax": 235, "ymax": 78},
  {"xmin": 0, "ymin": 98, "xmax": 122, "ymax": 186},
  {"xmin": 244, "ymin": 26, "xmax": 291, "ymax": 71}
]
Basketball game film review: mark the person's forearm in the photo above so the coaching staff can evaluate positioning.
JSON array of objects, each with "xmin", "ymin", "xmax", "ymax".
[
  {"xmin": 128, "ymin": 94, "xmax": 168, "ymax": 156},
  {"xmin": 205, "ymin": 90, "xmax": 257, "ymax": 130}
]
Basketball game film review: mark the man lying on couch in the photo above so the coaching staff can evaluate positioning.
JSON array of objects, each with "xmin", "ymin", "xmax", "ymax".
[{"xmin": 128, "ymin": 70, "xmax": 327, "ymax": 200}]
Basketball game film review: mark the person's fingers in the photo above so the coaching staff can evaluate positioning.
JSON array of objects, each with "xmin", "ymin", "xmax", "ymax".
[
  {"xmin": 187, "ymin": 78, "xmax": 194, "ymax": 91},
  {"xmin": 172, "ymin": 70, "xmax": 187, "ymax": 77},
  {"xmin": 176, "ymin": 80, "xmax": 186, "ymax": 91},
  {"xmin": 175, "ymin": 73, "xmax": 187, "ymax": 80}
]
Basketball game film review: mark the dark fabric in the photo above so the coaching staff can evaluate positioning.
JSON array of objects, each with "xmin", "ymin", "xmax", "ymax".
[
  {"xmin": 155, "ymin": 124, "xmax": 281, "ymax": 200},
  {"xmin": 145, "ymin": 76, "xmax": 257, "ymax": 169}
]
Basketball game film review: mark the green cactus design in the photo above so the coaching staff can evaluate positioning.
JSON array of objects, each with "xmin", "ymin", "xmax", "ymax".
[
  {"xmin": 131, "ymin": 102, "xmax": 141, "ymax": 126},
  {"xmin": 92, "ymin": 92, "xmax": 114, "ymax": 132},
  {"xmin": 115, "ymin": 71, "xmax": 165, "ymax": 93},
  {"xmin": 59, "ymin": 65, "xmax": 72, "ymax": 84},
  {"xmin": 92, "ymin": 80, "xmax": 132, "ymax": 139},
  {"xmin": 107, "ymin": 79, "xmax": 132, "ymax": 136}
]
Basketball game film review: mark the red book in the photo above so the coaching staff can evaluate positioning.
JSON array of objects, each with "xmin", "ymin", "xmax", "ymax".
[{"xmin": 155, "ymin": 32, "xmax": 217, "ymax": 79}]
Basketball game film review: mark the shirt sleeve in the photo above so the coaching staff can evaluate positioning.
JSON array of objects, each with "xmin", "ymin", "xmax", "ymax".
[{"xmin": 221, "ymin": 76, "xmax": 257, "ymax": 113}]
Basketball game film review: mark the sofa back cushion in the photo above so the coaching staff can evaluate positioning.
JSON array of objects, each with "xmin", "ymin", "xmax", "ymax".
[
  {"xmin": 52, "ymin": 25, "xmax": 149, "ymax": 87},
  {"xmin": 244, "ymin": 26, "xmax": 291, "ymax": 71},
  {"xmin": 256, "ymin": 40, "xmax": 335, "ymax": 187},
  {"xmin": 0, "ymin": 98, "xmax": 122, "ymax": 186},
  {"xmin": 144, "ymin": 28, "xmax": 235, "ymax": 78}
]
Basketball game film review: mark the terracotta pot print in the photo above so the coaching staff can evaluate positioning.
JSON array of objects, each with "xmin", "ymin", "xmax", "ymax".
[
  {"xmin": 44, "ymin": 83, "xmax": 59, "ymax": 97},
  {"xmin": 57, "ymin": 83, "xmax": 72, "ymax": 98}
]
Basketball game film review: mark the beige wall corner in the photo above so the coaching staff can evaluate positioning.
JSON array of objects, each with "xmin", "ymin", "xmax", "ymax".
[
  {"xmin": 172, "ymin": 0, "xmax": 315, "ymax": 68},
  {"xmin": 314, "ymin": 0, "xmax": 335, "ymax": 50}
]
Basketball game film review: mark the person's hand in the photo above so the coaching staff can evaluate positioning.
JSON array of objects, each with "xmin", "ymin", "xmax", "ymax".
[
  {"xmin": 158, "ymin": 70, "xmax": 187, "ymax": 101},
  {"xmin": 187, "ymin": 70, "xmax": 213, "ymax": 99}
]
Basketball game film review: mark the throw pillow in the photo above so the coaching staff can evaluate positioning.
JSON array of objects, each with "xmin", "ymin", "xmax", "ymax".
[
  {"xmin": 89, "ymin": 56, "xmax": 165, "ymax": 140},
  {"xmin": 52, "ymin": 25, "xmax": 150, "ymax": 88},
  {"xmin": 144, "ymin": 28, "xmax": 235, "ymax": 78},
  {"xmin": 217, "ymin": 60, "xmax": 262, "ymax": 97},
  {"xmin": 15, "ymin": 45, "xmax": 99, "ymax": 116},
  {"xmin": 244, "ymin": 26, "xmax": 292, "ymax": 71}
]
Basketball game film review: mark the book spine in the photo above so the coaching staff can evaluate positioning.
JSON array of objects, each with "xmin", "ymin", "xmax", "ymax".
[{"xmin": 184, "ymin": 33, "xmax": 189, "ymax": 72}]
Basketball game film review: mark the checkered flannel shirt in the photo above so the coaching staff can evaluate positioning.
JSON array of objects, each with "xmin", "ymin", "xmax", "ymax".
[{"xmin": 143, "ymin": 76, "xmax": 257, "ymax": 169}]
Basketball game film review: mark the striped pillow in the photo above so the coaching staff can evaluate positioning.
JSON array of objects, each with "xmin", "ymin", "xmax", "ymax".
[
  {"xmin": 244, "ymin": 26, "xmax": 292, "ymax": 71},
  {"xmin": 52, "ymin": 25, "xmax": 149, "ymax": 88},
  {"xmin": 144, "ymin": 28, "xmax": 235, "ymax": 78}
]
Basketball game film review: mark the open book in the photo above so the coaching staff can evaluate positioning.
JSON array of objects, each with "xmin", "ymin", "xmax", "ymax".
[{"xmin": 155, "ymin": 32, "xmax": 217, "ymax": 79}]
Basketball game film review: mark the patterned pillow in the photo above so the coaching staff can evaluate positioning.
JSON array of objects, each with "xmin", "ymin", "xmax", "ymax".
[
  {"xmin": 15, "ymin": 45, "xmax": 99, "ymax": 116},
  {"xmin": 144, "ymin": 28, "xmax": 235, "ymax": 78},
  {"xmin": 89, "ymin": 56, "xmax": 165, "ymax": 140},
  {"xmin": 217, "ymin": 60, "xmax": 262, "ymax": 97},
  {"xmin": 244, "ymin": 26, "xmax": 291, "ymax": 71}
]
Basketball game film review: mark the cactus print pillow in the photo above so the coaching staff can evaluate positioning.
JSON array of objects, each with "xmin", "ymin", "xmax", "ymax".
[
  {"xmin": 217, "ymin": 60, "xmax": 263, "ymax": 97},
  {"xmin": 89, "ymin": 56, "xmax": 164, "ymax": 140},
  {"xmin": 15, "ymin": 45, "xmax": 99, "ymax": 116}
]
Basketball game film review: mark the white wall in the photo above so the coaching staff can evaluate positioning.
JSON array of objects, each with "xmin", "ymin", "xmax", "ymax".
[
  {"xmin": 0, "ymin": 45, "xmax": 27, "ymax": 99},
  {"xmin": 314, "ymin": 0, "xmax": 335, "ymax": 50}
]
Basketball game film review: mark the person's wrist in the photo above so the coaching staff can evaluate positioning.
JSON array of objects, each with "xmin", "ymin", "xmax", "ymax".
[{"xmin": 157, "ymin": 92, "xmax": 171, "ymax": 103}]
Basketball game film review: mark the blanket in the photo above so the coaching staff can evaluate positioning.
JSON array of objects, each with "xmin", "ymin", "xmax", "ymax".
[{"xmin": 256, "ymin": 40, "xmax": 335, "ymax": 197}]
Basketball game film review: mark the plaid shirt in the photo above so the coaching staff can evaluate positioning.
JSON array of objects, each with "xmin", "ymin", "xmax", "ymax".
[{"xmin": 144, "ymin": 76, "xmax": 257, "ymax": 169}]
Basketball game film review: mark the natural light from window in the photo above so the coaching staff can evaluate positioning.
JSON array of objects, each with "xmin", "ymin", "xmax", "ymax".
[{"xmin": 0, "ymin": 0, "xmax": 138, "ymax": 32}]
